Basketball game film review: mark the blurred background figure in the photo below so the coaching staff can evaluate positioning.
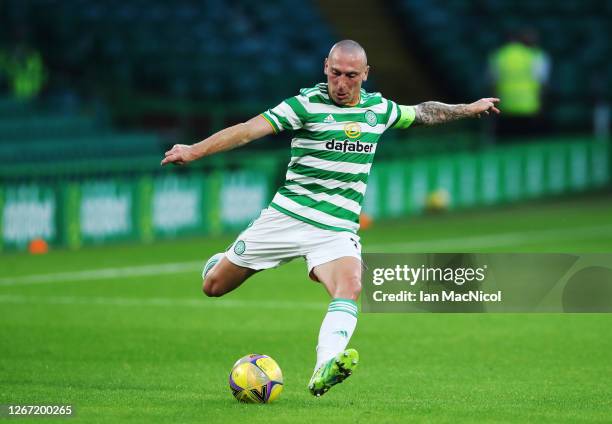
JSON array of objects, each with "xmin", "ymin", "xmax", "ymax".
[
  {"xmin": 0, "ymin": 25, "xmax": 47, "ymax": 101},
  {"xmin": 0, "ymin": 44, "xmax": 45, "ymax": 101},
  {"xmin": 489, "ymin": 29, "xmax": 551, "ymax": 140}
]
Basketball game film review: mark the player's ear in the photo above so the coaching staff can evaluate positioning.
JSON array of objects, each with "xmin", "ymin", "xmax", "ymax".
[
  {"xmin": 363, "ymin": 65, "xmax": 370, "ymax": 82},
  {"xmin": 324, "ymin": 58, "xmax": 329, "ymax": 75}
]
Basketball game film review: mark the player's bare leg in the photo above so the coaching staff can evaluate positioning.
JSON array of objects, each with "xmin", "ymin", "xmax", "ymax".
[
  {"xmin": 312, "ymin": 256, "xmax": 362, "ymax": 300},
  {"xmin": 202, "ymin": 254, "xmax": 258, "ymax": 297},
  {"xmin": 308, "ymin": 256, "xmax": 361, "ymax": 396}
]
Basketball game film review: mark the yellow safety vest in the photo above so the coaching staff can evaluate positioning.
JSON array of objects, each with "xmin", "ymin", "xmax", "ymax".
[
  {"xmin": 1, "ymin": 50, "xmax": 46, "ymax": 100},
  {"xmin": 13, "ymin": 52, "xmax": 46, "ymax": 100},
  {"xmin": 492, "ymin": 43, "xmax": 543, "ymax": 116}
]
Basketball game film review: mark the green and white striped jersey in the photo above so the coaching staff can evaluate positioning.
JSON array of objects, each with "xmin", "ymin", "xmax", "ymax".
[{"xmin": 261, "ymin": 83, "xmax": 415, "ymax": 233}]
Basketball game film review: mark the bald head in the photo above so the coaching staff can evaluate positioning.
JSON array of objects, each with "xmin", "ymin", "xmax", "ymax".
[
  {"xmin": 324, "ymin": 40, "xmax": 369, "ymax": 106},
  {"xmin": 328, "ymin": 40, "xmax": 368, "ymax": 67}
]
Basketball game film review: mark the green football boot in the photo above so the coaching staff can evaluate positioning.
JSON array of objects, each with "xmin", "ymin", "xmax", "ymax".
[{"xmin": 308, "ymin": 348, "xmax": 359, "ymax": 397}]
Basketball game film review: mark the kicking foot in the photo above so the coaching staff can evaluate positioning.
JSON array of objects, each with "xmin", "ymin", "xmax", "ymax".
[{"xmin": 308, "ymin": 348, "xmax": 359, "ymax": 397}]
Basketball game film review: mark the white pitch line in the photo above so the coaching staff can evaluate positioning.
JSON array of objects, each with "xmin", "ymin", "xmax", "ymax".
[
  {"xmin": 2, "ymin": 224, "xmax": 612, "ymax": 286},
  {"xmin": 0, "ymin": 261, "xmax": 203, "ymax": 286},
  {"xmin": 0, "ymin": 294, "xmax": 324, "ymax": 310},
  {"xmin": 367, "ymin": 224, "xmax": 612, "ymax": 252}
]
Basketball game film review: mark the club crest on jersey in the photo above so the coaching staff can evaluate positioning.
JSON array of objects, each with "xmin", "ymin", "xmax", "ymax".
[
  {"xmin": 365, "ymin": 110, "xmax": 377, "ymax": 127},
  {"xmin": 325, "ymin": 139, "xmax": 373, "ymax": 153},
  {"xmin": 234, "ymin": 240, "xmax": 246, "ymax": 255},
  {"xmin": 343, "ymin": 122, "xmax": 361, "ymax": 139}
]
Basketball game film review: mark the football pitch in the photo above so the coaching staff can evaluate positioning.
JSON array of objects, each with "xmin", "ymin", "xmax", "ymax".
[{"xmin": 1, "ymin": 195, "xmax": 611, "ymax": 423}]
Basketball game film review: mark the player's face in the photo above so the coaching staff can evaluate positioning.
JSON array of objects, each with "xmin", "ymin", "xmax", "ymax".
[{"xmin": 324, "ymin": 52, "xmax": 369, "ymax": 106}]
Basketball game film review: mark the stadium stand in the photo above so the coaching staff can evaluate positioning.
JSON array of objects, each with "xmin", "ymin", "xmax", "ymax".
[
  {"xmin": 2, "ymin": 0, "xmax": 610, "ymax": 166},
  {"xmin": 390, "ymin": 0, "xmax": 612, "ymax": 130},
  {"xmin": 0, "ymin": 97, "xmax": 162, "ymax": 172},
  {"xmin": 4, "ymin": 0, "xmax": 335, "ymax": 104}
]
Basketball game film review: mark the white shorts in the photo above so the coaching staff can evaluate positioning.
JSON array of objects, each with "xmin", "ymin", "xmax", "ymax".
[{"xmin": 224, "ymin": 207, "xmax": 362, "ymax": 278}]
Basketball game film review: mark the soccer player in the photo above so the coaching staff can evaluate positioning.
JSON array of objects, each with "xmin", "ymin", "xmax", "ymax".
[{"xmin": 161, "ymin": 40, "xmax": 500, "ymax": 396}]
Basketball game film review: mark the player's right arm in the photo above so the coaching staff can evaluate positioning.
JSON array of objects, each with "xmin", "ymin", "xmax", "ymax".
[{"xmin": 161, "ymin": 114, "xmax": 275, "ymax": 166}]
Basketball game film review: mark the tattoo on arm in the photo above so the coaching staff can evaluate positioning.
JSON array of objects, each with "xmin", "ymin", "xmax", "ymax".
[{"xmin": 413, "ymin": 102, "xmax": 472, "ymax": 126}]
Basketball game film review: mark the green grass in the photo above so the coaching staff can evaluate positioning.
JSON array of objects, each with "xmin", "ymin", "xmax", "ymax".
[{"xmin": 1, "ymin": 195, "xmax": 612, "ymax": 423}]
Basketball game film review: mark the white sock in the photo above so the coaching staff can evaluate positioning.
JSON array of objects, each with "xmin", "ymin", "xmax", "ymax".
[{"xmin": 314, "ymin": 298, "xmax": 358, "ymax": 371}]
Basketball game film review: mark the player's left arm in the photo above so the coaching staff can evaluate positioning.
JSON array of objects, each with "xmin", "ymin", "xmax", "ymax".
[{"xmin": 412, "ymin": 98, "xmax": 501, "ymax": 126}]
